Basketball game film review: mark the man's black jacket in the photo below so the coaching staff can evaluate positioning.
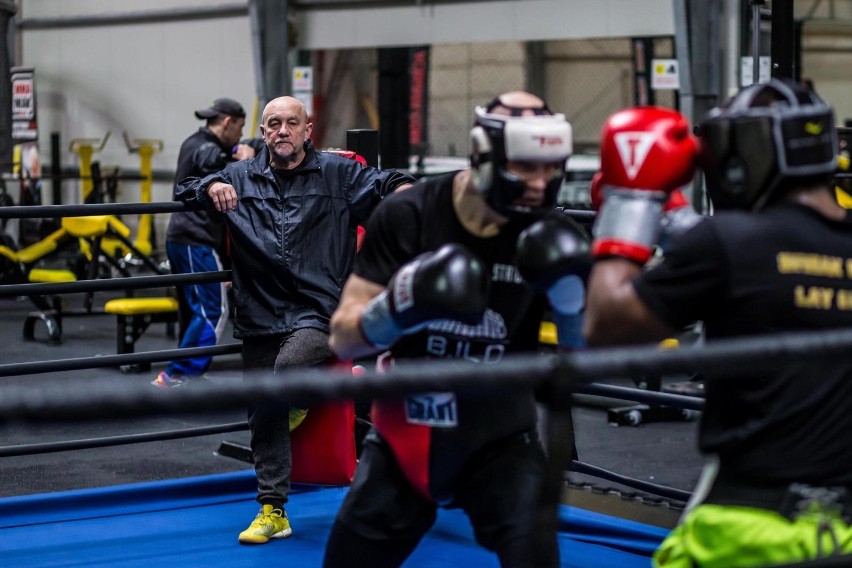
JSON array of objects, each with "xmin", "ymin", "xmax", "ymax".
[{"xmin": 175, "ymin": 140, "xmax": 415, "ymax": 338}]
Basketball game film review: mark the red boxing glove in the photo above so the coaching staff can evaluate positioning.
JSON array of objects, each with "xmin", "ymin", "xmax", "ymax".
[
  {"xmin": 664, "ymin": 187, "xmax": 689, "ymax": 212},
  {"xmin": 325, "ymin": 149, "xmax": 369, "ymax": 167},
  {"xmin": 591, "ymin": 107, "xmax": 698, "ymax": 264}
]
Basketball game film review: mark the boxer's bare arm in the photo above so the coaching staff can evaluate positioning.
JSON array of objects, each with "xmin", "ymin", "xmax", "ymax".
[
  {"xmin": 584, "ymin": 258, "xmax": 674, "ymax": 346},
  {"xmin": 329, "ymin": 275, "xmax": 385, "ymax": 360}
]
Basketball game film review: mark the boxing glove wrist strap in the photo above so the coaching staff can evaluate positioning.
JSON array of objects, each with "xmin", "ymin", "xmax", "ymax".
[
  {"xmin": 591, "ymin": 189, "xmax": 666, "ymax": 264},
  {"xmin": 358, "ymin": 291, "xmax": 405, "ymax": 351}
]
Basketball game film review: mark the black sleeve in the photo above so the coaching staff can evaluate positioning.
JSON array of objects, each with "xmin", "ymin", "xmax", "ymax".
[
  {"xmin": 193, "ymin": 141, "xmax": 231, "ymax": 174},
  {"xmin": 353, "ymin": 190, "xmax": 423, "ymax": 286},
  {"xmin": 632, "ymin": 218, "xmax": 729, "ymax": 330},
  {"xmin": 346, "ymin": 162, "xmax": 418, "ymax": 227},
  {"xmin": 173, "ymin": 162, "xmax": 234, "ymax": 203}
]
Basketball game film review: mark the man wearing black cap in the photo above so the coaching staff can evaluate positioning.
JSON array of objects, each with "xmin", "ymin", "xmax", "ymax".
[{"xmin": 153, "ymin": 97, "xmax": 256, "ymax": 389}]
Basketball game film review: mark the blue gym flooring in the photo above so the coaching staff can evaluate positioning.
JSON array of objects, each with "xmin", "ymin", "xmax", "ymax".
[{"xmin": 0, "ymin": 469, "xmax": 667, "ymax": 567}]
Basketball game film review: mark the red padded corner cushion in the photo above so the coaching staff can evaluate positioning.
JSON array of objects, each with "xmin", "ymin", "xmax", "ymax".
[{"xmin": 290, "ymin": 361, "xmax": 357, "ymax": 485}]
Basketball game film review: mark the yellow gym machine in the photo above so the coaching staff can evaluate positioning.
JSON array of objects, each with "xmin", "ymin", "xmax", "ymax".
[
  {"xmin": 67, "ymin": 131, "xmax": 128, "ymax": 261},
  {"xmin": 0, "ymin": 214, "xmax": 166, "ymax": 342},
  {"xmin": 2, "ymin": 131, "xmax": 171, "ymax": 344},
  {"xmin": 68, "ymin": 131, "xmax": 111, "ymax": 204},
  {"xmin": 122, "ymin": 131, "xmax": 163, "ymax": 257}
]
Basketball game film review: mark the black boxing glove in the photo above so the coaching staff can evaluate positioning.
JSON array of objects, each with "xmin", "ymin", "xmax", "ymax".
[
  {"xmin": 515, "ymin": 214, "xmax": 591, "ymax": 292},
  {"xmin": 359, "ymin": 243, "xmax": 490, "ymax": 350},
  {"xmin": 517, "ymin": 215, "xmax": 590, "ymax": 349}
]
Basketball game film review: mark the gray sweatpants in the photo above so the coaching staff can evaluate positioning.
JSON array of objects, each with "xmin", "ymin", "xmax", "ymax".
[{"xmin": 242, "ymin": 327, "xmax": 333, "ymax": 508}]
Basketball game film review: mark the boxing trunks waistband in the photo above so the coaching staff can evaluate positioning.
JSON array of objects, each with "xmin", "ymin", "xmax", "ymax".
[{"xmin": 705, "ymin": 476, "xmax": 852, "ymax": 523}]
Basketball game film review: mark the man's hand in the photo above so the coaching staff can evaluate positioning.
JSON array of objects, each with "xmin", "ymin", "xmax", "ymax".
[
  {"xmin": 232, "ymin": 143, "xmax": 256, "ymax": 161},
  {"xmin": 359, "ymin": 243, "xmax": 490, "ymax": 350},
  {"xmin": 207, "ymin": 181, "xmax": 238, "ymax": 212}
]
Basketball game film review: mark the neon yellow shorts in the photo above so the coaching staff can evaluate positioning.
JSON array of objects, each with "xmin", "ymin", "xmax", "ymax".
[{"xmin": 653, "ymin": 504, "xmax": 852, "ymax": 568}]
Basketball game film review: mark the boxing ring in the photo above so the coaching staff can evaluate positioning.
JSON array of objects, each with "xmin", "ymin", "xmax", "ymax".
[{"xmin": 2, "ymin": 201, "xmax": 851, "ymax": 567}]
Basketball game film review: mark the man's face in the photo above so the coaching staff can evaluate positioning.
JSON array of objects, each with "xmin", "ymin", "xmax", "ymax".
[
  {"xmin": 260, "ymin": 98, "xmax": 313, "ymax": 168},
  {"xmin": 486, "ymin": 93, "xmax": 562, "ymax": 211},
  {"xmin": 222, "ymin": 116, "xmax": 246, "ymax": 148},
  {"xmin": 505, "ymin": 160, "xmax": 563, "ymax": 209}
]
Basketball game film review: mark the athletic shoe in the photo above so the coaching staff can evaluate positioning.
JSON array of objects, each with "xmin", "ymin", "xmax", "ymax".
[
  {"xmin": 151, "ymin": 371, "xmax": 185, "ymax": 389},
  {"xmin": 289, "ymin": 408, "xmax": 309, "ymax": 431},
  {"xmin": 238, "ymin": 504, "xmax": 292, "ymax": 544}
]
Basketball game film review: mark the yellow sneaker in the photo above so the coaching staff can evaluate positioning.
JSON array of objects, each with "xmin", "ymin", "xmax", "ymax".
[
  {"xmin": 238, "ymin": 504, "xmax": 292, "ymax": 544},
  {"xmin": 289, "ymin": 407, "xmax": 309, "ymax": 431}
]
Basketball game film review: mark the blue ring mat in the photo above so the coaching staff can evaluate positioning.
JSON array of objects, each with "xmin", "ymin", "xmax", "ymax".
[{"xmin": 0, "ymin": 469, "xmax": 668, "ymax": 567}]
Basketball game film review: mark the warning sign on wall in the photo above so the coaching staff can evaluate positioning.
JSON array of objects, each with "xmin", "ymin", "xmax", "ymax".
[
  {"xmin": 651, "ymin": 59, "xmax": 679, "ymax": 90},
  {"xmin": 292, "ymin": 66, "xmax": 313, "ymax": 91},
  {"xmin": 11, "ymin": 66, "xmax": 38, "ymax": 141}
]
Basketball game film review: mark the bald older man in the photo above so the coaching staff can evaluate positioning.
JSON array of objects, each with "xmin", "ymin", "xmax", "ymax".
[{"xmin": 176, "ymin": 96, "xmax": 415, "ymax": 545}]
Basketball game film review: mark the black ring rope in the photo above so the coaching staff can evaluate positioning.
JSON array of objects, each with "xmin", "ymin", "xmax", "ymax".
[
  {"xmin": 0, "ymin": 200, "xmax": 197, "ymax": 219},
  {"xmin": 569, "ymin": 460, "xmax": 692, "ymax": 503},
  {"xmin": 568, "ymin": 327, "xmax": 852, "ymax": 381},
  {"xmin": 0, "ymin": 421, "xmax": 248, "ymax": 457},
  {"xmin": 557, "ymin": 207, "xmax": 596, "ymax": 222},
  {"xmin": 0, "ymin": 344, "xmax": 242, "ymax": 377},
  {"xmin": 0, "ymin": 413, "xmax": 689, "ymax": 506},
  {"xmin": 3, "ymin": 326, "xmax": 852, "ymax": 423},
  {"xmin": 0, "ymin": 270, "xmax": 231, "ymax": 298},
  {"xmin": 0, "ymin": 200, "xmax": 596, "ymax": 225},
  {"xmin": 577, "ymin": 383, "xmax": 704, "ymax": 411}
]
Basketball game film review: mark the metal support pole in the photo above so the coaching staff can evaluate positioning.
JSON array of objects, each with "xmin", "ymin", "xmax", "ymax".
[
  {"xmin": 674, "ymin": 0, "xmax": 721, "ymax": 213},
  {"xmin": 50, "ymin": 132, "xmax": 61, "ymax": 205},
  {"xmin": 346, "ymin": 129, "xmax": 379, "ymax": 168},
  {"xmin": 673, "ymin": 0, "xmax": 695, "ymax": 125},
  {"xmin": 253, "ymin": 0, "xmax": 290, "ymax": 103},
  {"xmin": 770, "ymin": 0, "xmax": 796, "ymax": 80},
  {"xmin": 0, "ymin": 1, "xmax": 17, "ymax": 171},
  {"xmin": 751, "ymin": 0, "xmax": 764, "ymax": 84}
]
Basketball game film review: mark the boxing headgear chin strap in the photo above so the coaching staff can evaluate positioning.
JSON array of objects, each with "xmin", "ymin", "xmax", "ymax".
[
  {"xmin": 469, "ymin": 107, "xmax": 573, "ymax": 217},
  {"xmin": 699, "ymin": 78, "xmax": 838, "ymax": 211}
]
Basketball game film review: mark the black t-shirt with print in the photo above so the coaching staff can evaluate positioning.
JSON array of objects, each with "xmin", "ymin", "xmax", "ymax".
[
  {"xmin": 634, "ymin": 203, "xmax": 852, "ymax": 485},
  {"xmin": 354, "ymin": 172, "xmax": 546, "ymax": 502}
]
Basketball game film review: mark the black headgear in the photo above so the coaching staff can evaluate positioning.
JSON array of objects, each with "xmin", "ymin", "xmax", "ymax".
[
  {"xmin": 469, "ymin": 106, "xmax": 573, "ymax": 216},
  {"xmin": 698, "ymin": 78, "xmax": 837, "ymax": 210}
]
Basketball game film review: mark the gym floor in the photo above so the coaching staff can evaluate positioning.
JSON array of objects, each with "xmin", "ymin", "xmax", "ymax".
[{"xmin": 0, "ymin": 291, "xmax": 704, "ymax": 513}]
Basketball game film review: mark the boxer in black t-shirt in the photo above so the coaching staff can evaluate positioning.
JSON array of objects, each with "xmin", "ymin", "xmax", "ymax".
[
  {"xmin": 323, "ymin": 91, "xmax": 589, "ymax": 568},
  {"xmin": 584, "ymin": 79, "xmax": 852, "ymax": 566}
]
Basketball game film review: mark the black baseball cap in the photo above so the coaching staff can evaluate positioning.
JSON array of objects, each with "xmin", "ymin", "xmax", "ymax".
[{"xmin": 194, "ymin": 97, "xmax": 246, "ymax": 119}]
